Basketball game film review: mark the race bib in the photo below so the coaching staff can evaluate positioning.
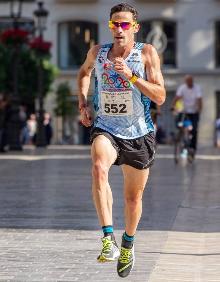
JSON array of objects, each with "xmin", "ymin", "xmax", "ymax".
[{"xmin": 101, "ymin": 91, "xmax": 133, "ymax": 116}]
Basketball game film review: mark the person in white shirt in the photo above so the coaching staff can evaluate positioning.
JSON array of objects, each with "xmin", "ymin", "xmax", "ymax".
[{"xmin": 171, "ymin": 75, "xmax": 203, "ymax": 153}]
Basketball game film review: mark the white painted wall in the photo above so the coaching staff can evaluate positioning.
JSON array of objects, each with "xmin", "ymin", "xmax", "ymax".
[{"xmin": 1, "ymin": 0, "xmax": 220, "ymax": 145}]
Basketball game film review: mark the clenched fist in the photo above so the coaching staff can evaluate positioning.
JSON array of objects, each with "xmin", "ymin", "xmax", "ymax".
[{"xmin": 113, "ymin": 57, "xmax": 133, "ymax": 80}]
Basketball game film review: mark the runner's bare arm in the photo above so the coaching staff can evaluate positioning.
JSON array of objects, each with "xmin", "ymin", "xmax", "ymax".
[
  {"xmin": 113, "ymin": 45, "xmax": 166, "ymax": 105},
  {"xmin": 137, "ymin": 44, "xmax": 166, "ymax": 105},
  {"xmin": 77, "ymin": 45, "xmax": 100, "ymax": 109},
  {"xmin": 77, "ymin": 45, "xmax": 100, "ymax": 127}
]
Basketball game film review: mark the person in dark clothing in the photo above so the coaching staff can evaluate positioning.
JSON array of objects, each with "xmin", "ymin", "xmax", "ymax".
[
  {"xmin": 0, "ymin": 94, "xmax": 9, "ymax": 152},
  {"xmin": 44, "ymin": 113, "xmax": 53, "ymax": 145}
]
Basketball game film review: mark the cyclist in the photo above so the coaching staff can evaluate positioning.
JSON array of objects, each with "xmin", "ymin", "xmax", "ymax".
[{"xmin": 171, "ymin": 75, "xmax": 202, "ymax": 158}]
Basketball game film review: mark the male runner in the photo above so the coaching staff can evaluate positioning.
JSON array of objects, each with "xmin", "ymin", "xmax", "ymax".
[{"xmin": 77, "ymin": 3, "xmax": 166, "ymax": 278}]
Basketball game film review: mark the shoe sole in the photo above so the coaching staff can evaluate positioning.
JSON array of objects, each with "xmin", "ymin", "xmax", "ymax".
[
  {"xmin": 97, "ymin": 251, "xmax": 120, "ymax": 263},
  {"xmin": 97, "ymin": 256, "xmax": 116, "ymax": 263}
]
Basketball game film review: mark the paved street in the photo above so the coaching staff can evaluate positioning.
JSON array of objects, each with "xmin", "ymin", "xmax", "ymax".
[{"xmin": 0, "ymin": 145, "xmax": 220, "ymax": 282}]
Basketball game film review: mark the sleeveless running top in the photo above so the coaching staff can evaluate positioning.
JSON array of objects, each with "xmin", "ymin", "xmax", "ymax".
[{"xmin": 93, "ymin": 42, "xmax": 154, "ymax": 139}]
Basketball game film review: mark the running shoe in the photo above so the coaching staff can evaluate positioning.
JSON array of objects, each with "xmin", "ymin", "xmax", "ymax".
[
  {"xmin": 117, "ymin": 237, "xmax": 135, "ymax": 277},
  {"xmin": 97, "ymin": 235, "xmax": 120, "ymax": 262}
]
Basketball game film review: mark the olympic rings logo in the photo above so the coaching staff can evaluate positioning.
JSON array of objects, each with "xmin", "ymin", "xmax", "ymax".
[{"xmin": 102, "ymin": 73, "xmax": 131, "ymax": 89}]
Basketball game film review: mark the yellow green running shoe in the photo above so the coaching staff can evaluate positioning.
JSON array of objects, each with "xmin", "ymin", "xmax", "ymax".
[
  {"xmin": 97, "ymin": 235, "xmax": 120, "ymax": 262},
  {"xmin": 117, "ymin": 238, "xmax": 135, "ymax": 277}
]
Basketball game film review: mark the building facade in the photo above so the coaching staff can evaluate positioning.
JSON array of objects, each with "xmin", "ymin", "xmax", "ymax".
[{"xmin": 1, "ymin": 0, "xmax": 220, "ymax": 146}]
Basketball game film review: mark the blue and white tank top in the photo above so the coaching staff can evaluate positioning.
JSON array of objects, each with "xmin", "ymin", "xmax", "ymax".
[{"xmin": 93, "ymin": 42, "xmax": 154, "ymax": 139}]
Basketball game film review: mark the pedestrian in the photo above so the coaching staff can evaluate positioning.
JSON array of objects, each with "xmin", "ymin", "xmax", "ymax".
[
  {"xmin": 77, "ymin": 3, "xmax": 166, "ymax": 278},
  {"xmin": 0, "ymin": 94, "xmax": 6, "ymax": 152},
  {"xmin": 171, "ymin": 75, "xmax": 203, "ymax": 157},
  {"xmin": 0, "ymin": 94, "xmax": 9, "ymax": 152},
  {"xmin": 27, "ymin": 114, "xmax": 37, "ymax": 145},
  {"xmin": 19, "ymin": 105, "xmax": 28, "ymax": 145},
  {"xmin": 44, "ymin": 112, "xmax": 53, "ymax": 145}
]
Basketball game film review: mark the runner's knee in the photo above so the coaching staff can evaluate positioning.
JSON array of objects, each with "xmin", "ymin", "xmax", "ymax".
[
  {"xmin": 92, "ymin": 160, "xmax": 109, "ymax": 182},
  {"xmin": 125, "ymin": 195, "xmax": 142, "ymax": 209}
]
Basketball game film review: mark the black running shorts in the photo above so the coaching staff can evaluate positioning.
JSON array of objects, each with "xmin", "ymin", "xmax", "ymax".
[{"xmin": 90, "ymin": 127, "xmax": 156, "ymax": 170}]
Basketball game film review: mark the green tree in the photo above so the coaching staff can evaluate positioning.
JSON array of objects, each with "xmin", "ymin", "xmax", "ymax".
[
  {"xmin": 54, "ymin": 82, "xmax": 77, "ymax": 141},
  {"xmin": 0, "ymin": 29, "xmax": 58, "ymax": 106},
  {"xmin": 0, "ymin": 44, "xmax": 10, "ymax": 93}
]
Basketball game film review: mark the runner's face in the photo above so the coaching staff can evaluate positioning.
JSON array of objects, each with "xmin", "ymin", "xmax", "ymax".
[{"xmin": 109, "ymin": 12, "xmax": 139, "ymax": 47}]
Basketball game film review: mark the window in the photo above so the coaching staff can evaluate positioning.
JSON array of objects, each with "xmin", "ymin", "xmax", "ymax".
[
  {"xmin": 137, "ymin": 20, "xmax": 176, "ymax": 67},
  {"xmin": 215, "ymin": 22, "xmax": 220, "ymax": 67},
  {"xmin": 58, "ymin": 21, "xmax": 98, "ymax": 70}
]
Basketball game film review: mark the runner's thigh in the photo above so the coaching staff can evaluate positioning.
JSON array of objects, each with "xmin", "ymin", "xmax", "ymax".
[
  {"xmin": 122, "ymin": 165, "xmax": 149, "ymax": 195},
  {"xmin": 91, "ymin": 135, "xmax": 117, "ymax": 167}
]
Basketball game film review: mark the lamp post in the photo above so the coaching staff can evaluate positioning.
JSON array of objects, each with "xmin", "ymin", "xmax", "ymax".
[
  {"xmin": 10, "ymin": 0, "xmax": 22, "ymax": 25},
  {"xmin": 33, "ymin": 1, "xmax": 48, "ymax": 147},
  {"xmin": 7, "ymin": 0, "xmax": 23, "ymax": 150},
  {"xmin": 10, "ymin": 0, "xmax": 22, "ymax": 98}
]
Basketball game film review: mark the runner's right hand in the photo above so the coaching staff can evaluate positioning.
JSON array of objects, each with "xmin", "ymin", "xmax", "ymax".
[{"xmin": 80, "ymin": 106, "xmax": 92, "ymax": 127}]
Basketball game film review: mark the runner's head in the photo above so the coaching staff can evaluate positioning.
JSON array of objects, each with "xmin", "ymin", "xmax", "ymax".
[
  {"xmin": 110, "ymin": 3, "xmax": 138, "ymax": 21},
  {"xmin": 109, "ymin": 3, "xmax": 140, "ymax": 47}
]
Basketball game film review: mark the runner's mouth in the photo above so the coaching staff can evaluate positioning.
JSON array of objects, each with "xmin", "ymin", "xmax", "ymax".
[{"xmin": 115, "ymin": 36, "xmax": 124, "ymax": 40}]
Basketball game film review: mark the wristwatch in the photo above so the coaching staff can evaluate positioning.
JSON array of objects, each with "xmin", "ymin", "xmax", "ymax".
[{"xmin": 129, "ymin": 72, "xmax": 139, "ymax": 84}]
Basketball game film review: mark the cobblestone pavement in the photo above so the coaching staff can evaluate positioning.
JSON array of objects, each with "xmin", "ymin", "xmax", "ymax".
[{"xmin": 0, "ymin": 145, "xmax": 220, "ymax": 282}]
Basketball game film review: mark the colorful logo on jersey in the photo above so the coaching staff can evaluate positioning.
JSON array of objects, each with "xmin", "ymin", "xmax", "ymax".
[
  {"xmin": 102, "ymin": 72, "xmax": 131, "ymax": 90},
  {"xmin": 103, "ymin": 63, "xmax": 112, "ymax": 71}
]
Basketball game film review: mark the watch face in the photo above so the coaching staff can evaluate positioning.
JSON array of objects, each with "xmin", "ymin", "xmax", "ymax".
[{"xmin": 132, "ymin": 71, "xmax": 140, "ymax": 78}]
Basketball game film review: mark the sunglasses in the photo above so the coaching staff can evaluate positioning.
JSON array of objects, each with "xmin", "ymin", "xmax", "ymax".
[{"xmin": 108, "ymin": 21, "xmax": 137, "ymax": 30}]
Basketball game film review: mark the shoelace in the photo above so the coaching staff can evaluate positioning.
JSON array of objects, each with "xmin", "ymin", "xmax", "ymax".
[
  {"xmin": 102, "ymin": 238, "xmax": 112, "ymax": 254},
  {"xmin": 119, "ymin": 247, "xmax": 132, "ymax": 263}
]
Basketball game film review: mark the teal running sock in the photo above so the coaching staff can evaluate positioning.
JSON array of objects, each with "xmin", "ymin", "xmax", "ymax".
[
  {"xmin": 122, "ymin": 232, "xmax": 134, "ymax": 248},
  {"xmin": 102, "ymin": 225, "xmax": 114, "ymax": 239}
]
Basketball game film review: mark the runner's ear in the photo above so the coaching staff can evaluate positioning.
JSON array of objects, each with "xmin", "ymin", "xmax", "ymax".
[{"xmin": 134, "ymin": 23, "xmax": 140, "ymax": 34}]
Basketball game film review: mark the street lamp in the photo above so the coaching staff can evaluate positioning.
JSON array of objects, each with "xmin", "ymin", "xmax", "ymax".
[
  {"xmin": 10, "ymin": 0, "xmax": 22, "ymax": 21},
  {"xmin": 33, "ymin": 1, "xmax": 49, "ymax": 147},
  {"xmin": 7, "ymin": 0, "xmax": 23, "ymax": 150}
]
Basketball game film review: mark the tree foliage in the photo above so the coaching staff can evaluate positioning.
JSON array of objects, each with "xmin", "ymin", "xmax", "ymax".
[
  {"xmin": 0, "ymin": 28, "xmax": 58, "ymax": 105},
  {"xmin": 54, "ymin": 82, "xmax": 76, "ymax": 118}
]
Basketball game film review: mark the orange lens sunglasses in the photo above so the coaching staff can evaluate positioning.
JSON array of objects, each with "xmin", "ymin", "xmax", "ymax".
[{"xmin": 108, "ymin": 21, "xmax": 137, "ymax": 30}]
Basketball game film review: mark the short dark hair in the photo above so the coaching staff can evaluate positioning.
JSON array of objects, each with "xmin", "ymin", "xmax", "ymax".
[{"xmin": 110, "ymin": 3, "xmax": 138, "ymax": 21}]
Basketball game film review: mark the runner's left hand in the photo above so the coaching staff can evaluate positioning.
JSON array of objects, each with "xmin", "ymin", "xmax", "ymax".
[{"xmin": 113, "ymin": 57, "xmax": 132, "ymax": 80}]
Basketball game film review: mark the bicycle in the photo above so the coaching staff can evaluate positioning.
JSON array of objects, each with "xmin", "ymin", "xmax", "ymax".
[{"xmin": 172, "ymin": 112, "xmax": 195, "ymax": 164}]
